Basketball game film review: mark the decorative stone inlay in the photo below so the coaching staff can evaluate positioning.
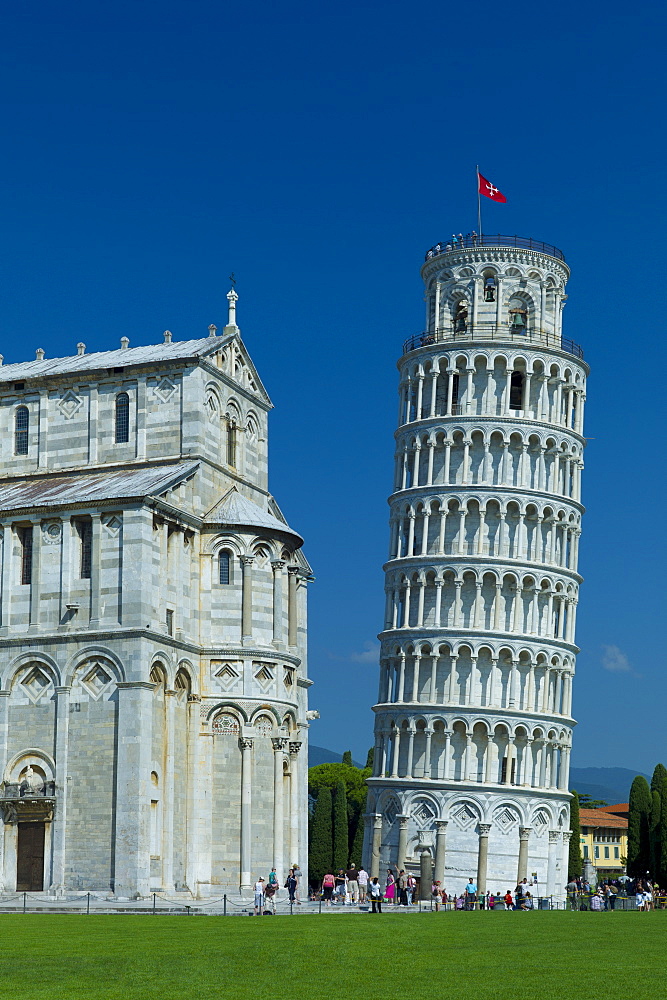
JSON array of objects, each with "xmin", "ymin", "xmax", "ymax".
[
  {"xmin": 42, "ymin": 521, "xmax": 62, "ymax": 544},
  {"xmin": 254, "ymin": 715, "xmax": 273, "ymax": 737},
  {"xmin": 81, "ymin": 662, "xmax": 113, "ymax": 699},
  {"xmin": 451, "ymin": 803, "xmax": 478, "ymax": 831},
  {"xmin": 212, "ymin": 661, "xmax": 241, "ymax": 690},
  {"xmin": 21, "ymin": 665, "xmax": 52, "ymax": 704},
  {"xmin": 103, "ymin": 515, "xmax": 122, "ymax": 536},
  {"xmin": 154, "ymin": 377, "xmax": 176, "ymax": 402},
  {"xmin": 58, "ymin": 390, "xmax": 83, "ymax": 419},
  {"xmin": 494, "ymin": 806, "xmax": 519, "ymax": 833},
  {"xmin": 412, "ymin": 799, "xmax": 435, "ymax": 826},
  {"xmin": 212, "ymin": 713, "xmax": 240, "ymax": 736},
  {"xmin": 254, "ymin": 663, "xmax": 274, "ymax": 689}
]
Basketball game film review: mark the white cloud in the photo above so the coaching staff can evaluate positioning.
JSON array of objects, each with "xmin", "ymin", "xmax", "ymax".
[
  {"xmin": 601, "ymin": 645, "xmax": 632, "ymax": 673},
  {"xmin": 350, "ymin": 641, "xmax": 380, "ymax": 663}
]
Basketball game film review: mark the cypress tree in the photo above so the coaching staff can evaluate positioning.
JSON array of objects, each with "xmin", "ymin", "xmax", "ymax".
[
  {"xmin": 627, "ymin": 775, "xmax": 651, "ymax": 877},
  {"xmin": 660, "ymin": 776, "xmax": 667, "ymax": 886},
  {"xmin": 568, "ymin": 790, "xmax": 582, "ymax": 878},
  {"xmin": 342, "ymin": 750, "xmax": 353, "ymax": 766},
  {"xmin": 332, "ymin": 780, "xmax": 349, "ymax": 871},
  {"xmin": 365, "ymin": 747, "xmax": 374, "ymax": 770},
  {"xmin": 650, "ymin": 789, "xmax": 661, "ymax": 877},
  {"xmin": 350, "ymin": 813, "xmax": 365, "ymax": 868},
  {"xmin": 650, "ymin": 763, "xmax": 667, "ymax": 794},
  {"xmin": 308, "ymin": 786, "xmax": 333, "ymax": 884}
]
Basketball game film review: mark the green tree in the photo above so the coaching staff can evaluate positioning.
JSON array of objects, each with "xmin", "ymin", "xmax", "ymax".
[
  {"xmin": 660, "ymin": 776, "xmax": 667, "ymax": 886},
  {"xmin": 308, "ymin": 786, "xmax": 333, "ymax": 884},
  {"xmin": 332, "ymin": 781, "xmax": 349, "ymax": 871},
  {"xmin": 627, "ymin": 775, "xmax": 651, "ymax": 877},
  {"xmin": 342, "ymin": 750, "xmax": 353, "ymax": 766},
  {"xmin": 650, "ymin": 789, "xmax": 661, "ymax": 877},
  {"xmin": 568, "ymin": 790, "xmax": 582, "ymax": 878},
  {"xmin": 365, "ymin": 747, "xmax": 374, "ymax": 770},
  {"xmin": 650, "ymin": 763, "xmax": 667, "ymax": 794},
  {"xmin": 577, "ymin": 793, "xmax": 608, "ymax": 808},
  {"xmin": 349, "ymin": 813, "xmax": 365, "ymax": 868}
]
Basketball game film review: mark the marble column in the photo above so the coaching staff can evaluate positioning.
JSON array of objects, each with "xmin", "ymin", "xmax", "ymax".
[
  {"xmin": 239, "ymin": 737, "xmax": 254, "ymax": 888},
  {"xmin": 50, "ymin": 685, "xmax": 71, "ymax": 890},
  {"xmin": 434, "ymin": 820, "xmax": 448, "ymax": 885},
  {"xmin": 241, "ymin": 556, "xmax": 254, "ymax": 644},
  {"xmin": 272, "ymin": 737, "xmax": 288, "ymax": 882},
  {"xmin": 546, "ymin": 829, "xmax": 560, "ymax": 898},
  {"xmin": 271, "ymin": 560, "xmax": 285, "ymax": 648},
  {"xmin": 289, "ymin": 741, "xmax": 302, "ymax": 867},
  {"xmin": 517, "ymin": 827, "xmax": 531, "ymax": 882},
  {"xmin": 477, "ymin": 823, "xmax": 491, "ymax": 898},
  {"xmin": 370, "ymin": 814, "xmax": 383, "ymax": 878},
  {"xmin": 288, "ymin": 567, "xmax": 299, "ymax": 647},
  {"xmin": 397, "ymin": 815, "xmax": 409, "ymax": 870},
  {"xmin": 420, "ymin": 849, "xmax": 433, "ymax": 899},
  {"xmin": 114, "ymin": 681, "xmax": 154, "ymax": 898}
]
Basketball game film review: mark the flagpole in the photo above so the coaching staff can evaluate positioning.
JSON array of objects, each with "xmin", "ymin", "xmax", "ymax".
[{"xmin": 476, "ymin": 164, "xmax": 482, "ymax": 236}]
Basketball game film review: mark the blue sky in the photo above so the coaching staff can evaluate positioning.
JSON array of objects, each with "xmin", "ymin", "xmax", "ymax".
[{"xmin": 0, "ymin": 1, "xmax": 665, "ymax": 772}]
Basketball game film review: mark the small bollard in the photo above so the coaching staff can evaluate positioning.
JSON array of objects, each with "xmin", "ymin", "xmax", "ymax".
[
  {"xmin": 23, "ymin": 891, "xmax": 27, "ymax": 914},
  {"xmin": 224, "ymin": 894, "xmax": 227, "ymax": 916},
  {"xmin": 319, "ymin": 898, "xmax": 322, "ymax": 914},
  {"xmin": 186, "ymin": 905, "xmax": 191, "ymax": 916},
  {"xmin": 290, "ymin": 901, "xmax": 293, "ymax": 916},
  {"xmin": 87, "ymin": 892, "xmax": 91, "ymax": 915},
  {"xmin": 153, "ymin": 893, "xmax": 156, "ymax": 915}
]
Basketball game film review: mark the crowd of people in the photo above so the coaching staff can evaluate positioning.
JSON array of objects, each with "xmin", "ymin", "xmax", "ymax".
[
  {"xmin": 566, "ymin": 876, "xmax": 665, "ymax": 911},
  {"xmin": 252, "ymin": 863, "xmax": 304, "ymax": 915}
]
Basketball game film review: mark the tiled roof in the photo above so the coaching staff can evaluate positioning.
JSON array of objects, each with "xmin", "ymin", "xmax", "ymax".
[
  {"xmin": 579, "ymin": 808, "xmax": 628, "ymax": 829},
  {"xmin": 0, "ymin": 336, "xmax": 228, "ymax": 384},
  {"xmin": 0, "ymin": 462, "xmax": 199, "ymax": 512},
  {"xmin": 206, "ymin": 487, "xmax": 302, "ymax": 542}
]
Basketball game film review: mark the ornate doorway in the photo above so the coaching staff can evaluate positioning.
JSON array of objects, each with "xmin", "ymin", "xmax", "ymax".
[{"xmin": 17, "ymin": 823, "xmax": 45, "ymax": 891}]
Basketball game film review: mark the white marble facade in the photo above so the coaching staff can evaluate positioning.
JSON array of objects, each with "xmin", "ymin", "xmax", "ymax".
[
  {"xmin": 363, "ymin": 237, "xmax": 588, "ymax": 900},
  {"xmin": 0, "ymin": 292, "xmax": 311, "ymax": 897}
]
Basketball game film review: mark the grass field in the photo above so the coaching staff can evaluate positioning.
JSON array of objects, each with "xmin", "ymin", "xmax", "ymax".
[{"xmin": 3, "ymin": 911, "xmax": 662, "ymax": 999}]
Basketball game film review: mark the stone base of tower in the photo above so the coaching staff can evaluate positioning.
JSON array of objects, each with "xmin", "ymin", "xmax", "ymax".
[{"xmin": 363, "ymin": 782, "xmax": 571, "ymax": 903}]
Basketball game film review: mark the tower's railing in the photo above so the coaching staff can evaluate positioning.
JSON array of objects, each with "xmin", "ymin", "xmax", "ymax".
[
  {"xmin": 425, "ymin": 234, "xmax": 566, "ymax": 262},
  {"xmin": 402, "ymin": 327, "xmax": 584, "ymax": 360}
]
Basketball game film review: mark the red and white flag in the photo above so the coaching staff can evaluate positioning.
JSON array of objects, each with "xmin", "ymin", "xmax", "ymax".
[{"xmin": 478, "ymin": 171, "xmax": 507, "ymax": 203}]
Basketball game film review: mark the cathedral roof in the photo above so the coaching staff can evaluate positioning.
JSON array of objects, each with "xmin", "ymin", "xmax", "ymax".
[
  {"xmin": 205, "ymin": 488, "xmax": 303, "ymax": 544},
  {"xmin": 0, "ymin": 336, "xmax": 229, "ymax": 383},
  {"xmin": 0, "ymin": 462, "xmax": 198, "ymax": 513}
]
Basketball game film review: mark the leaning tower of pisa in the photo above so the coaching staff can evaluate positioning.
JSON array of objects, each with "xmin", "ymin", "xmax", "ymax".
[{"xmin": 363, "ymin": 234, "xmax": 588, "ymax": 902}]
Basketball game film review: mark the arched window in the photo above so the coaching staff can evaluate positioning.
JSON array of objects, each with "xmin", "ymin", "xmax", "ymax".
[
  {"xmin": 454, "ymin": 301, "xmax": 468, "ymax": 332},
  {"xmin": 115, "ymin": 392, "xmax": 129, "ymax": 443},
  {"xmin": 212, "ymin": 713, "xmax": 240, "ymax": 735},
  {"xmin": 508, "ymin": 297, "xmax": 528, "ymax": 333},
  {"xmin": 14, "ymin": 406, "xmax": 29, "ymax": 455},
  {"xmin": 219, "ymin": 550, "xmax": 231, "ymax": 585},
  {"xmin": 509, "ymin": 372, "xmax": 524, "ymax": 410}
]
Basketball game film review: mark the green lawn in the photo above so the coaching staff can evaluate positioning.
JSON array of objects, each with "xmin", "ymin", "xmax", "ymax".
[{"xmin": 3, "ymin": 912, "xmax": 662, "ymax": 998}]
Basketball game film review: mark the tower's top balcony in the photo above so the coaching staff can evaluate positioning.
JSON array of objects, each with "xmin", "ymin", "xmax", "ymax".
[
  {"xmin": 424, "ymin": 233, "xmax": 566, "ymax": 263},
  {"xmin": 412, "ymin": 232, "xmax": 583, "ymax": 361}
]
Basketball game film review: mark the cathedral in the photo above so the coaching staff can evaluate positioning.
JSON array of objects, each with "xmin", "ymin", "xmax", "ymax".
[
  {"xmin": 363, "ymin": 234, "xmax": 587, "ymax": 901},
  {"xmin": 0, "ymin": 290, "xmax": 311, "ymax": 897}
]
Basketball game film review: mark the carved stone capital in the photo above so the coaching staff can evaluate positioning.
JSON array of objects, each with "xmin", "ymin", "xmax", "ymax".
[
  {"xmin": 289, "ymin": 741, "xmax": 303, "ymax": 755},
  {"xmin": 271, "ymin": 737, "xmax": 289, "ymax": 752},
  {"xmin": 238, "ymin": 738, "xmax": 254, "ymax": 751},
  {"xmin": 519, "ymin": 827, "xmax": 532, "ymax": 841},
  {"xmin": 478, "ymin": 823, "xmax": 492, "ymax": 836}
]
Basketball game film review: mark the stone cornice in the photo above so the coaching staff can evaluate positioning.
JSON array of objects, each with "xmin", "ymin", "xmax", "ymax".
[
  {"xmin": 377, "ymin": 627, "xmax": 579, "ymax": 656},
  {"xmin": 365, "ymin": 775, "xmax": 572, "ymax": 799},
  {"xmin": 394, "ymin": 413, "xmax": 587, "ymax": 445},
  {"xmin": 388, "ymin": 483, "xmax": 585, "ymax": 516},
  {"xmin": 382, "ymin": 554, "xmax": 583, "ymax": 585}
]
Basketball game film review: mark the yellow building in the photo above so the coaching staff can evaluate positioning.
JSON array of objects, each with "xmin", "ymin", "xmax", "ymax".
[{"xmin": 579, "ymin": 805, "xmax": 628, "ymax": 877}]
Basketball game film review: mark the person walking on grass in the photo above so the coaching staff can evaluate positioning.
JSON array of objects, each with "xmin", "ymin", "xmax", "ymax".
[
  {"xmin": 369, "ymin": 877, "xmax": 383, "ymax": 913},
  {"xmin": 465, "ymin": 877, "xmax": 477, "ymax": 910}
]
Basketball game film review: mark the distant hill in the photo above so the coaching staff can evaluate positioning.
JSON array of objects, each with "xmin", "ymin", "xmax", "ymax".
[
  {"xmin": 309, "ymin": 749, "xmax": 648, "ymax": 804},
  {"xmin": 309, "ymin": 745, "xmax": 364, "ymax": 769},
  {"xmin": 569, "ymin": 766, "xmax": 650, "ymax": 804}
]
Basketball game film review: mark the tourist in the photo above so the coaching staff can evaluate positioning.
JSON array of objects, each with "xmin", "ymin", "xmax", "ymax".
[
  {"xmin": 357, "ymin": 866, "xmax": 369, "ymax": 903},
  {"xmin": 608, "ymin": 883, "xmax": 617, "ymax": 910},
  {"xmin": 253, "ymin": 877, "xmax": 266, "ymax": 915},
  {"xmin": 455, "ymin": 894, "xmax": 464, "ymax": 910},
  {"xmin": 503, "ymin": 890, "xmax": 513, "ymax": 910},
  {"xmin": 384, "ymin": 868, "xmax": 396, "ymax": 905},
  {"xmin": 465, "ymin": 877, "xmax": 477, "ymax": 910},
  {"xmin": 292, "ymin": 863, "xmax": 303, "ymax": 904},
  {"xmin": 397, "ymin": 869, "xmax": 408, "ymax": 906},
  {"xmin": 406, "ymin": 873, "xmax": 416, "ymax": 906},
  {"xmin": 590, "ymin": 891, "xmax": 603, "ymax": 911},
  {"xmin": 285, "ymin": 868, "xmax": 298, "ymax": 903},
  {"xmin": 369, "ymin": 877, "xmax": 383, "ymax": 913},
  {"xmin": 432, "ymin": 881, "xmax": 442, "ymax": 911},
  {"xmin": 345, "ymin": 863, "xmax": 360, "ymax": 904},
  {"xmin": 321, "ymin": 870, "xmax": 335, "ymax": 906},
  {"xmin": 566, "ymin": 878, "xmax": 579, "ymax": 910},
  {"xmin": 264, "ymin": 880, "xmax": 277, "ymax": 914},
  {"xmin": 334, "ymin": 870, "xmax": 347, "ymax": 904},
  {"xmin": 267, "ymin": 867, "xmax": 279, "ymax": 896}
]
